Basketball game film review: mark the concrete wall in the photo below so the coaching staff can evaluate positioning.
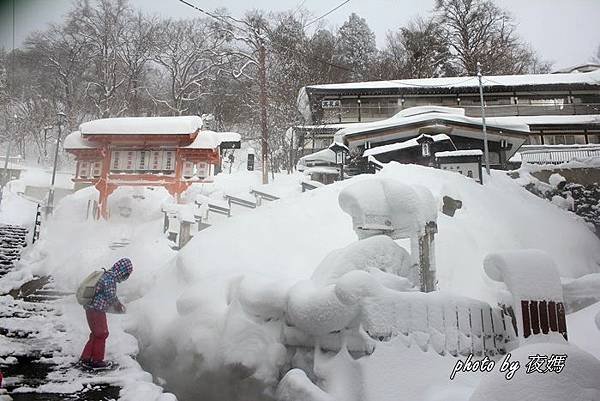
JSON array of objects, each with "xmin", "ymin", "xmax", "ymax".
[{"xmin": 531, "ymin": 167, "xmax": 600, "ymax": 186}]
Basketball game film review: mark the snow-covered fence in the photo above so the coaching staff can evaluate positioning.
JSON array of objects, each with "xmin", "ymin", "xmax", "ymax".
[
  {"xmin": 282, "ymin": 291, "xmax": 516, "ymax": 358},
  {"xmin": 250, "ymin": 188, "xmax": 280, "ymax": 206},
  {"xmin": 360, "ymin": 291, "xmax": 515, "ymax": 357},
  {"xmin": 224, "ymin": 194, "xmax": 257, "ymax": 209}
]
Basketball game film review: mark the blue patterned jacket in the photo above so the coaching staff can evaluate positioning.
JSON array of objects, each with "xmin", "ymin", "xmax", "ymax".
[{"xmin": 85, "ymin": 258, "xmax": 133, "ymax": 312}]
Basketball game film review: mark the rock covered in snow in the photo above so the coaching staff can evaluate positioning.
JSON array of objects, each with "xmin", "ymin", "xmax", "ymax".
[
  {"xmin": 311, "ymin": 235, "xmax": 414, "ymax": 287},
  {"xmin": 548, "ymin": 173, "xmax": 567, "ymax": 188},
  {"xmin": 338, "ymin": 179, "xmax": 437, "ymax": 240},
  {"xmin": 551, "ymin": 194, "xmax": 574, "ymax": 210},
  {"xmin": 287, "ymin": 281, "xmax": 358, "ymax": 336},
  {"xmin": 276, "ymin": 369, "xmax": 334, "ymax": 401},
  {"xmin": 470, "ymin": 342, "xmax": 600, "ymax": 401}
]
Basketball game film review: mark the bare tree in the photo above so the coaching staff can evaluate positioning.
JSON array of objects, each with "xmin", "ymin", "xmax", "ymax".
[
  {"xmin": 435, "ymin": 0, "xmax": 545, "ymax": 75},
  {"xmin": 119, "ymin": 11, "xmax": 159, "ymax": 116},
  {"xmin": 70, "ymin": 0, "xmax": 130, "ymax": 118},
  {"xmin": 25, "ymin": 21, "xmax": 91, "ymax": 128},
  {"xmin": 149, "ymin": 18, "xmax": 227, "ymax": 115}
]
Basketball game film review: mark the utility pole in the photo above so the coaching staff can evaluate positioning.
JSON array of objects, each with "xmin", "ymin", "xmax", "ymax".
[
  {"xmin": 477, "ymin": 62, "xmax": 491, "ymax": 175},
  {"xmin": 47, "ymin": 112, "xmax": 66, "ymax": 215},
  {"xmin": 258, "ymin": 32, "xmax": 269, "ymax": 184}
]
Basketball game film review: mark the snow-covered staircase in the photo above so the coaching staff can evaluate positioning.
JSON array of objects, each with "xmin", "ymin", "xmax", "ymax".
[
  {"xmin": 0, "ymin": 225, "xmax": 28, "ymax": 278},
  {"xmin": 0, "ymin": 224, "xmax": 121, "ymax": 400}
]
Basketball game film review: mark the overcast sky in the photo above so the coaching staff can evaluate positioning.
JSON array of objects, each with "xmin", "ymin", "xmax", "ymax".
[{"xmin": 0, "ymin": 0, "xmax": 599, "ymax": 70}]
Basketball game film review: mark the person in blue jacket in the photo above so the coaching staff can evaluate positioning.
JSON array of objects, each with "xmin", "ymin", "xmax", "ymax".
[{"xmin": 80, "ymin": 258, "xmax": 133, "ymax": 369}]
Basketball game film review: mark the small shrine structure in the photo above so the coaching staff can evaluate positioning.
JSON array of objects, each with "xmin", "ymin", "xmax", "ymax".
[{"xmin": 64, "ymin": 116, "xmax": 240, "ymax": 218}]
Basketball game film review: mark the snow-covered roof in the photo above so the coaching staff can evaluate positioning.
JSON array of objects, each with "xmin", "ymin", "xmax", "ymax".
[
  {"xmin": 298, "ymin": 148, "xmax": 336, "ymax": 165},
  {"xmin": 305, "ymin": 69, "xmax": 600, "ymax": 92},
  {"xmin": 218, "ymin": 132, "xmax": 243, "ymax": 142},
  {"xmin": 80, "ymin": 116, "xmax": 203, "ymax": 136},
  {"xmin": 334, "ymin": 107, "xmax": 528, "ymax": 161},
  {"xmin": 184, "ymin": 130, "xmax": 242, "ymax": 149},
  {"xmin": 553, "ymin": 63, "xmax": 600, "ymax": 74},
  {"xmin": 63, "ymin": 131, "xmax": 99, "ymax": 150},
  {"xmin": 435, "ymin": 149, "xmax": 483, "ymax": 158},
  {"xmin": 363, "ymin": 134, "xmax": 450, "ymax": 157},
  {"xmin": 305, "ymin": 166, "xmax": 339, "ymax": 175},
  {"xmin": 335, "ymin": 107, "xmax": 530, "ymax": 141}
]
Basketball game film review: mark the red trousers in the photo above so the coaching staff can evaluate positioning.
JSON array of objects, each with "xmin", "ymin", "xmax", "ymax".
[{"xmin": 81, "ymin": 309, "xmax": 109, "ymax": 362}]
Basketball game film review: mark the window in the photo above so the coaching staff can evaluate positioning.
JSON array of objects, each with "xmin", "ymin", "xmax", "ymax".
[
  {"xmin": 572, "ymin": 95, "xmax": 600, "ymax": 104},
  {"xmin": 197, "ymin": 162, "xmax": 208, "ymax": 178},
  {"xmin": 588, "ymin": 134, "xmax": 600, "ymax": 144},
  {"xmin": 526, "ymin": 135, "xmax": 543, "ymax": 145},
  {"xmin": 182, "ymin": 161, "xmax": 194, "ymax": 178},
  {"xmin": 124, "ymin": 151, "xmax": 136, "ymax": 171},
  {"xmin": 92, "ymin": 161, "xmax": 102, "ymax": 177},
  {"xmin": 79, "ymin": 161, "xmax": 90, "ymax": 178},
  {"xmin": 544, "ymin": 134, "xmax": 586, "ymax": 145}
]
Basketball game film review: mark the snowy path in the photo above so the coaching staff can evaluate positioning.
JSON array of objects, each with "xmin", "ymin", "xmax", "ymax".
[{"xmin": 0, "ymin": 224, "xmax": 172, "ymax": 401}]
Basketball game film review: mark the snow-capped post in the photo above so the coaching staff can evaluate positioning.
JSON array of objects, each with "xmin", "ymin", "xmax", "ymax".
[
  {"xmin": 339, "ymin": 179, "xmax": 438, "ymax": 292},
  {"xmin": 476, "ymin": 62, "xmax": 491, "ymax": 175},
  {"xmin": 329, "ymin": 142, "xmax": 349, "ymax": 181},
  {"xmin": 484, "ymin": 250, "xmax": 568, "ymax": 344}
]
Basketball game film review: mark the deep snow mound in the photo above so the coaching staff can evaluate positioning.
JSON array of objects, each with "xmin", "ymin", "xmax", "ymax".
[
  {"xmin": 127, "ymin": 163, "xmax": 600, "ymax": 401},
  {"xmin": 7, "ymin": 165, "xmax": 600, "ymax": 401}
]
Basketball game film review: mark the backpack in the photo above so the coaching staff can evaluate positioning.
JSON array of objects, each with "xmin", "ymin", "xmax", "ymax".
[{"xmin": 76, "ymin": 270, "xmax": 105, "ymax": 306}]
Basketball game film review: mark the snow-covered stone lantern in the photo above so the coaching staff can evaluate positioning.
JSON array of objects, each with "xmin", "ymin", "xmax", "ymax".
[
  {"xmin": 338, "ymin": 178, "xmax": 438, "ymax": 292},
  {"xmin": 329, "ymin": 141, "xmax": 349, "ymax": 181}
]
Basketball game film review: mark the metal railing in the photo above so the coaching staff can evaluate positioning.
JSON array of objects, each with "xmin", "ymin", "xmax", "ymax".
[{"xmin": 519, "ymin": 145, "xmax": 600, "ymax": 164}]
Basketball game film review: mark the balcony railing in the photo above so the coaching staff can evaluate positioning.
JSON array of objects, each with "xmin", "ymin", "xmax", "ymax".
[
  {"xmin": 518, "ymin": 145, "xmax": 600, "ymax": 164},
  {"xmin": 321, "ymin": 103, "xmax": 600, "ymax": 123}
]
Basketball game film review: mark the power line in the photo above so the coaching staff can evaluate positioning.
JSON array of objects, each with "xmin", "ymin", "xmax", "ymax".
[
  {"xmin": 175, "ymin": 0, "xmax": 245, "ymax": 32},
  {"xmin": 306, "ymin": 0, "xmax": 351, "ymax": 27}
]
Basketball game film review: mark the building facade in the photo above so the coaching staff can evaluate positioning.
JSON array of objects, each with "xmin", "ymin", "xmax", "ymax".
[
  {"xmin": 295, "ymin": 68, "xmax": 600, "ymax": 156},
  {"xmin": 64, "ymin": 116, "xmax": 240, "ymax": 218}
]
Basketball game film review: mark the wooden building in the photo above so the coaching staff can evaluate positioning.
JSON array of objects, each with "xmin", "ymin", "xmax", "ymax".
[
  {"xmin": 340, "ymin": 106, "xmax": 528, "ymax": 172},
  {"xmin": 295, "ymin": 68, "xmax": 600, "ymax": 158},
  {"xmin": 64, "ymin": 116, "xmax": 240, "ymax": 218}
]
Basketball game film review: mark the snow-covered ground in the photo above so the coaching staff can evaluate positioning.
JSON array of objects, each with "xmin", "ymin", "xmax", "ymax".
[{"xmin": 1, "ymin": 162, "xmax": 600, "ymax": 401}]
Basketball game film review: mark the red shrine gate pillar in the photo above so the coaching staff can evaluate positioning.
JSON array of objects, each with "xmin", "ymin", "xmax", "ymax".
[{"xmin": 95, "ymin": 145, "xmax": 116, "ymax": 219}]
